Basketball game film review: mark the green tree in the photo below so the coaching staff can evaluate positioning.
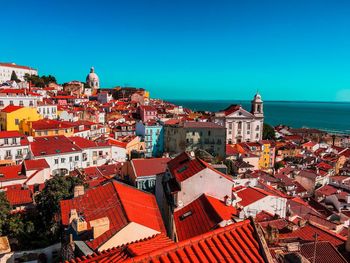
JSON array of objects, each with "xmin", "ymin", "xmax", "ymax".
[
  {"xmin": 0, "ymin": 192, "xmax": 11, "ymax": 235},
  {"xmin": 10, "ymin": 70, "xmax": 20, "ymax": 83},
  {"xmin": 35, "ymin": 175, "xmax": 83, "ymax": 239},
  {"xmin": 24, "ymin": 74, "xmax": 56, "ymax": 87},
  {"xmin": 263, "ymin": 123, "xmax": 276, "ymax": 140}
]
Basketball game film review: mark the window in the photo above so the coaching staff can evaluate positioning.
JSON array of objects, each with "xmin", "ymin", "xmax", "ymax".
[
  {"xmin": 238, "ymin": 122, "xmax": 242, "ymax": 129},
  {"xmin": 0, "ymin": 101, "xmax": 3, "ymax": 106},
  {"xmin": 208, "ymin": 131, "xmax": 211, "ymax": 136},
  {"xmin": 75, "ymin": 156, "xmax": 79, "ymax": 161},
  {"xmin": 229, "ymin": 123, "xmax": 232, "ymax": 130},
  {"xmin": 192, "ymin": 131, "xmax": 195, "ymax": 136},
  {"xmin": 61, "ymin": 158, "xmax": 65, "ymax": 163},
  {"xmin": 5, "ymin": 150, "xmax": 11, "ymax": 157},
  {"xmin": 54, "ymin": 159, "xmax": 58, "ymax": 164},
  {"xmin": 4, "ymin": 138, "xmax": 8, "ymax": 144},
  {"xmin": 19, "ymin": 101, "xmax": 23, "ymax": 106},
  {"xmin": 9, "ymin": 101, "xmax": 13, "ymax": 105},
  {"xmin": 15, "ymin": 119, "xmax": 19, "ymax": 125},
  {"xmin": 29, "ymin": 101, "xmax": 33, "ymax": 106},
  {"xmin": 256, "ymin": 125, "xmax": 260, "ymax": 131},
  {"xmin": 44, "ymin": 131, "xmax": 48, "ymax": 135},
  {"xmin": 12, "ymin": 138, "xmax": 17, "ymax": 144},
  {"xmin": 247, "ymin": 123, "xmax": 251, "ymax": 130},
  {"xmin": 69, "ymin": 157, "xmax": 73, "ymax": 162}
]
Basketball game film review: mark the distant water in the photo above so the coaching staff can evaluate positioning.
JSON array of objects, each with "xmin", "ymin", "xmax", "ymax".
[{"xmin": 168, "ymin": 100, "xmax": 350, "ymax": 134}]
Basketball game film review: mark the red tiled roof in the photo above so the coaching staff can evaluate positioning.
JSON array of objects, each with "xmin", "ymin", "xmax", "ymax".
[
  {"xmin": 174, "ymin": 194, "xmax": 237, "ymax": 241},
  {"xmin": 222, "ymin": 104, "xmax": 241, "ymax": 115},
  {"xmin": 68, "ymin": 234, "xmax": 173, "ymax": 263},
  {"xmin": 31, "ymin": 119, "xmax": 75, "ymax": 131},
  {"xmin": 167, "ymin": 152, "xmax": 206, "ymax": 182},
  {"xmin": 30, "ymin": 135, "xmax": 82, "ymax": 156},
  {"xmin": 299, "ymin": 241, "xmax": 347, "ymax": 263},
  {"xmin": 0, "ymin": 62, "xmax": 35, "ymax": 70},
  {"xmin": 123, "ymin": 220, "xmax": 265, "ymax": 263},
  {"xmin": 139, "ymin": 105, "xmax": 156, "ymax": 111},
  {"xmin": 1, "ymin": 105, "xmax": 23, "ymax": 113},
  {"xmin": 279, "ymin": 223, "xmax": 347, "ymax": 247},
  {"xmin": 5, "ymin": 188, "xmax": 32, "ymax": 206},
  {"xmin": 131, "ymin": 158, "xmax": 170, "ymax": 177},
  {"xmin": 0, "ymin": 131, "xmax": 24, "ymax": 139},
  {"xmin": 69, "ymin": 137, "xmax": 110, "ymax": 149},
  {"xmin": 315, "ymin": 185, "xmax": 338, "ymax": 197},
  {"xmin": 23, "ymin": 159, "xmax": 49, "ymax": 170},
  {"xmin": 236, "ymin": 187, "xmax": 271, "ymax": 207},
  {"xmin": 60, "ymin": 182, "xmax": 165, "ymax": 250},
  {"xmin": 0, "ymin": 165, "xmax": 25, "ymax": 182}
]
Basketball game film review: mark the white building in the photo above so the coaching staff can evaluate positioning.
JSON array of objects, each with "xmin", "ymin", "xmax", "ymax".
[
  {"xmin": 0, "ymin": 131, "xmax": 30, "ymax": 165},
  {"xmin": 214, "ymin": 93, "xmax": 264, "ymax": 144},
  {"xmin": 37, "ymin": 103, "xmax": 58, "ymax": 119},
  {"xmin": 0, "ymin": 88, "xmax": 42, "ymax": 109},
  {"xmin": 234, "ymin": 187, "xmax": 287, "ymax": 218},
  {"xmin": 0, "ymin": 63, "xmax": 37, "ymax": 83},
  {"xmin": 29, "ymin": 136, "xmax": 83, "ymax": 176},
  {"xmin": 69, "ymin": 137, "xmax": 112, "ymax": 168}
]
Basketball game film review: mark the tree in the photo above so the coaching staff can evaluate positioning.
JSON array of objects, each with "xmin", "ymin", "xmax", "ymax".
[
  {"xmin": 0, "ymin": 192, "xmax": 11, "ymax": 236},
  {"xmin": 263, "ymin": 123, "xmax": 276, "ymax": 140},
  {"xmin": 24, "ymin": 74, "xmax": 57, "ymax": 87},
  {"xmin": 10, "ymin": 70, "xmax": 20, "ymax": 83},
  {"xmin": 35, "ymin": 175, "xmax": 83, "ymax": 241}
]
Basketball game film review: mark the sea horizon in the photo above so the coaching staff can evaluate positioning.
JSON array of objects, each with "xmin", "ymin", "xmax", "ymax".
[{"xmin": 167, "ymin": 99, "xmax": 350, "ymax": 135}]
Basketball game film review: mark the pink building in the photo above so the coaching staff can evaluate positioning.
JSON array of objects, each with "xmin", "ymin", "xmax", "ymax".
[{"xmin": 139, "ymin": 105, "xmax": 157, "ymax": 122}]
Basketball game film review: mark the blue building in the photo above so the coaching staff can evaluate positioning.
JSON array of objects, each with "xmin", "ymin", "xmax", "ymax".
[{"xmin": 136, "ymin": 120, "xmax": 164, "ymax": 157}]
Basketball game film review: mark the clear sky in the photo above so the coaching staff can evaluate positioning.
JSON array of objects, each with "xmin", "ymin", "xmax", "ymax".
[{"xmin": 2, "ymin": 0, "xmax": 350, "ymax": 101}]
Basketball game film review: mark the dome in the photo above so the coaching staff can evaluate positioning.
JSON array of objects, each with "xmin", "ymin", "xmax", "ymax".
[
  {"xmin": 86, "ymin": 67, "xmax": 99, "ymax": 83},
  {"xmin": 86, "ymin": 67, "xmax": 100, "ymax": 90},
  {"xmin": 253, "ymin": 92, "xmax": 263, "ymax": 102}
]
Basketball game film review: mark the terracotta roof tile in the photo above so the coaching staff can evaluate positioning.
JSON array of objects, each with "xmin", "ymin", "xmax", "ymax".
[
  {"xmin": 131, "ymin": 158, "xmax": 170, "ymax": 177},
  {"xmin": 174, "ymin": 194, "xmax": 237, "ymax": 241},
  {"xmin": 60, "ymin": 182, "xmax": 165, "ymax": 250}
]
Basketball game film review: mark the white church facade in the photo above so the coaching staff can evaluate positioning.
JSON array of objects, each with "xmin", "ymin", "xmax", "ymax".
[{"xmin": 213, "ymin": 93, "xmax": 264, "ymax": 144}]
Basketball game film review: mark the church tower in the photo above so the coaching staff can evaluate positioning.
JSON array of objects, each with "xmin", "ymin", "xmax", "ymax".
[{"xmin": 251, "ymin": 92, "xmax": 264, "ymax": 118}]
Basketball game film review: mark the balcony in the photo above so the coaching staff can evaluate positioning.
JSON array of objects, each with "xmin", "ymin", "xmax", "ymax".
[{"xmin": 5, "ymin": 155, "xmax": 12, "ymax": 160}]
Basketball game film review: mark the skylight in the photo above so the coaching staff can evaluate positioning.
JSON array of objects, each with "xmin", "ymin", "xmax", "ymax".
[
  {"xmin": 179, "ymin": 210, "xmax": 192, "ymax": 221},
  {"xmin": 177, "ymin": 165, "xmax": 188, "ymax": 173}
]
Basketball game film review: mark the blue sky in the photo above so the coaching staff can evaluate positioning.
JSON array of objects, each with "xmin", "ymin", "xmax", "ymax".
[{"xmin": 2, "ymin": 0, "xmax": 350, "ymax": 101}]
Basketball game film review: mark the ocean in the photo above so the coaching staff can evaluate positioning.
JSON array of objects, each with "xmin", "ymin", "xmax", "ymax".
[{"xmin": 168, "ymin": 100, "xmax": 350, "ymax": 134}]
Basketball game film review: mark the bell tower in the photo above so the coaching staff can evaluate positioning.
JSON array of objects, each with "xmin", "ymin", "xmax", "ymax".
[{"xmin": 251, "ymin": 92, "xmax": 264, "ymax": 118}]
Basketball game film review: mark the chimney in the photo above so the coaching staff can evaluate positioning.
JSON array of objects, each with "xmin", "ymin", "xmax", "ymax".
[
  {"xmin": 89, "ymin": 217, "xmax": 110, "ymax": 239},
  {"xmin": 224, "ymin": 195, "xmax": 232, "ymax": 206},
  {"xmin": 69, "ymin": 209, "xmax": 78, "ymax": 224},
  {"xmin": 72, "ymin": 217, "xmax": 88, "ymax": 233},
  {"xmin": 74, "ymin": 185, "xmax": 84, "ymax": 197}
]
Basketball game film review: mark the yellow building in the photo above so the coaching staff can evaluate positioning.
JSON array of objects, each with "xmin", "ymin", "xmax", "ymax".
[
  {"xmin": 0, "ymin": 105, "xmax": 41, "ymax": 131},
  {"xmin": 22, "ymin": 119, "xmax": 75, "ymax": 137},
  {"xmin": 258, "ymin": 140, "xmax": 275, "ymax": 170}
]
